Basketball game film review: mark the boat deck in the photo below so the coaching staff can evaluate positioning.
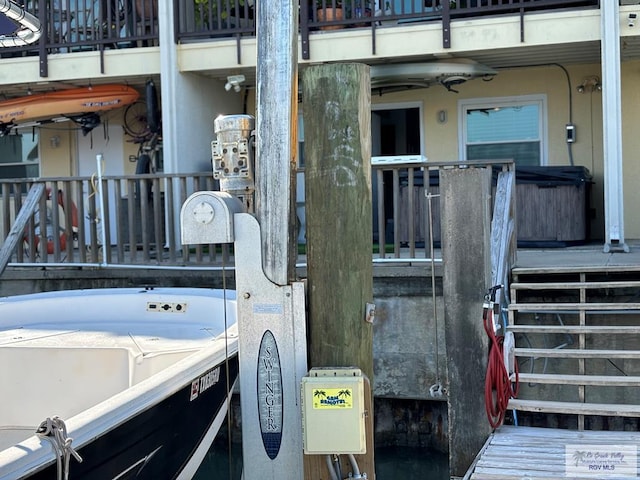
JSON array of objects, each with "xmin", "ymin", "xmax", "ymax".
[
  {"xmin": 0, "ymin": 288, "xmax": 238, "ymax": 452},
  {"xmin": 464, "ymin": 425, "xmax": 640, "ymax": 479},
  {"xmin": 0, "ymin": 324, "xmax": 226, "ymax": 451}
]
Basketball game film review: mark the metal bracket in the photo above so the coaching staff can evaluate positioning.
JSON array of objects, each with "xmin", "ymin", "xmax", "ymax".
[{"xmin": 365, "ymin": 303, "xmax": 376, "ymax": 324}]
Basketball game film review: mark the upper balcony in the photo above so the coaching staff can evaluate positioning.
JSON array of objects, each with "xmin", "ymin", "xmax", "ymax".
[{"xmin": 0, "ymin": 0, "xmax": 601, "ymax": 86}]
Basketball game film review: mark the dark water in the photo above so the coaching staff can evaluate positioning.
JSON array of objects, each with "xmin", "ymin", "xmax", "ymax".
[
  {"xmin": 193, "ymin": 442, "xmax": 449, "ymax": 479},
  {"xmin": 375, "ymin": 446, "xmax": 449, "ymax": 479}
]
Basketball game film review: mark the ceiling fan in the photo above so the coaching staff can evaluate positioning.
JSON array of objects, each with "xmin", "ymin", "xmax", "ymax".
[{"xmin": 370, "ymin": 58, "xmax": 498, "ymax": 94}]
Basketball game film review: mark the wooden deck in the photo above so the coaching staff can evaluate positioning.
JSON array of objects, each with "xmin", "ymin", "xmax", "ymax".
[{"xmin": 464, "ymin": 425, "xmax": 640, "ymax": 479}]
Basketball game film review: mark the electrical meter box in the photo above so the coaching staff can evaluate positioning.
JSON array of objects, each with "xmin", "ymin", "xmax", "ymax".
[{"xmin": 301, "ymin": 367, "xmax": 366, "ymax": 455}]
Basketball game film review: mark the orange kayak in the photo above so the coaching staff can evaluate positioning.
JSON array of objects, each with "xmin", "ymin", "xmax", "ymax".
[{"xmin": 0, "ymin": 84, "xmax": 139, "ymax": 126}]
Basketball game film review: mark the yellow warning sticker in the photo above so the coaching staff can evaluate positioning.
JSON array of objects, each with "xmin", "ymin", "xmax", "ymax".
[{"xmin": 312, "ymin": 388, "xmax": 353, "ymax": 409}]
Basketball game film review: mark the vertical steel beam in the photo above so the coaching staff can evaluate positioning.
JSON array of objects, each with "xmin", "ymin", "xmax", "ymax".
[
  {"xmin": 255, "ymin": 0, "xmax": 299, "ymax": 285},
  {"xmin": 601, "ymin": 2, "xmax": 628, "ymax": 252}
]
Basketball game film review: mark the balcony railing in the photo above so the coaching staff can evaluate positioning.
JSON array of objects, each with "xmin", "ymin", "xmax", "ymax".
[
  {"xmin": 0, "ymin": 161, "xmax": 514, "ymax": 269},
  {"xmin": 1, "ymin": 168, "xmax": 430, "ymax": 268},
  {"xmin": 175, "ymin": 0, "xmax": 599, "ymax": 60},
  {"xmin": 0, "ymin": 172, "xmax": 222, "ymax": 268},
  {"xmin": 0, "ymin": 0, "xmax": 159, "ymax": 76},
  {"xmin": 0, "ymin": 1, "xmax": 598, "ymax": 79}
]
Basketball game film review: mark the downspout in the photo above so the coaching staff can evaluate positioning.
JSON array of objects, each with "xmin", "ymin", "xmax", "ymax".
[
  {"xmin": 157, "ymin": 0, "xmax": 180, "ymax": 251},
  {"xmin": 601, "ymin": 2, "xmax": 629, "ymax": 252}
]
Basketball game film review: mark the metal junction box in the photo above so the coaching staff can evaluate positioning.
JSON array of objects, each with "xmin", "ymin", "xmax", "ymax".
[{"xmin": 301, "ymin": 367, "xmax": 366, "ymax": 455}]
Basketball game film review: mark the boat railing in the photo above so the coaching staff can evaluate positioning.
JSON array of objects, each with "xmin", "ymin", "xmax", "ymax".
[{"xmin": 0, "ymin": 1, "xmax": 598, "ymax": 79}]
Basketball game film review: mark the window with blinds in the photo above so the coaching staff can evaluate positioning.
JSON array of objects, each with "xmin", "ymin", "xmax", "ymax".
[{"xmin": 461, "ymin": 96, "xmax": 546, "ymax": 167}]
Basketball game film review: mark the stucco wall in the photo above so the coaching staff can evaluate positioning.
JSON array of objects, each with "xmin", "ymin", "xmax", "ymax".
[{"xmin": 369, "ymin": 62, "xmax": 629, "ymax": 240}]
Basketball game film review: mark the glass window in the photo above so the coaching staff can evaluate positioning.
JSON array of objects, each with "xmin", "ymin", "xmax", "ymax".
[
  {"xmin": 462, "ymin": 97, "xmax": 546, "ymax": 166},
  {"xmin": 0, "ymin": 130, "xmax": 40, "ymax": 179}
]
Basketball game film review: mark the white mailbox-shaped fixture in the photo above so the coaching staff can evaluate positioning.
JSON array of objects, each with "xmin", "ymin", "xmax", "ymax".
[{"xmin": 180, "ymin": 191, "xmax": 244, "ymax": 245}]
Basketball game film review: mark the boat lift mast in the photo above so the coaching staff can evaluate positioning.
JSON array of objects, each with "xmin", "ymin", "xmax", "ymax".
[{"xmin": 182, "ymin": 1, "xmax": 307, "ymax": 478}]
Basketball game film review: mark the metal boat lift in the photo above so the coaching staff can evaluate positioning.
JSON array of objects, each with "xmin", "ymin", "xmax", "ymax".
[{"xmin": 181, "ymin": 1, "xmax": 308, "ymax": 478}]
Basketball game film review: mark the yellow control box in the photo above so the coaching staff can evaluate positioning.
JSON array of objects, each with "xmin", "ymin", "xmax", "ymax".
[{"xmin": 301, "ymin": 367, "xmax": 366, "ymax": 455}]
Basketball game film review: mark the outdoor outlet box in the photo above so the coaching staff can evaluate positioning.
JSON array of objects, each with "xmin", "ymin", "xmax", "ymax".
[
  {"xmin": 566, "ymin": 123, "xmax": 576, "ymax": 143},
  {"xmin": 301, "ymin": 367, "xmax": 366, "ymax": 455}
]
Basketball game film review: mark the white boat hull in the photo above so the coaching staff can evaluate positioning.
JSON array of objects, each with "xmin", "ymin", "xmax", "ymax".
[{"xmin": 0, "ymin": 287, "xmax": 239, "ymax": 480}]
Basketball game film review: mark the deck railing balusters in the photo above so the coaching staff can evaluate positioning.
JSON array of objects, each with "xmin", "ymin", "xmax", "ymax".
[{"xmin": 0, "ymin": 164, "xmax": 515, "ymax": 267}]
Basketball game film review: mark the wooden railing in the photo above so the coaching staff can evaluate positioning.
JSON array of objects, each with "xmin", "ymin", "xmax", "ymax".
[
  {"xmin": 0, "ymin": 173, "xmax": 227, "ymax": 267},
  {"xmin": 372, "ymin": 160, "xmax": 515, "ymax": 260},
  {"xmin": 0, "ymin": 161, "xmax": 517, "ymax": 269},
  {"xmin": 0, "ymin": 1, "xmax": 598, "ymax": 79}
]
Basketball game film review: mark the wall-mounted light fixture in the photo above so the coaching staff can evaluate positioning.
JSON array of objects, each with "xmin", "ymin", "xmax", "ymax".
[
  {"xmin": 576, "ymin": 76, "xmax": 602, "ymax": 93},
  {"xmin": 225, "ymin": 75, "xmax": 246, "ymax": 93}
]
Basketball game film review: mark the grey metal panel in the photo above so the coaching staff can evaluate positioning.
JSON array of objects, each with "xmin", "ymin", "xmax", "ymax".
[{"xmin": 234, "ymin": 213, "xmax": 306, "ymax": 478}]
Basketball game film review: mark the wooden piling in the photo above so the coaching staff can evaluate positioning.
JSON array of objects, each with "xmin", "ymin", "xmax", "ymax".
[
  {"xmin": 440, "ymin": 167, "xmax": 493, "ymax": 477},
  {"xmin": 302, "ymin": 63, "xmax": 376, "ymax": 479}
]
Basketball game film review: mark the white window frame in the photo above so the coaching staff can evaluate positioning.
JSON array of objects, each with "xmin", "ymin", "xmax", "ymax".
[
  {"xmin": 371, "ymin": 101, "xmax": 425, "ymax": 164},
  {"xmin": 458, "ymin": 94, "xmax": 548, "ymax": 166}
]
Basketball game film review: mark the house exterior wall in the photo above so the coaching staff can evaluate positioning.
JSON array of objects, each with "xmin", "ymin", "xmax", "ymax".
[
  {"xmin": 4, "ymin": 4, "xmax": 640, "ymax": 241},
  {"xmin": 370, "ymin": 62, "xmax": 607, "ymax": 238}
]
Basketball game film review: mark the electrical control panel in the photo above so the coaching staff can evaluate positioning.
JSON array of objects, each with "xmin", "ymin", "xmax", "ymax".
[{"xmin": 301, "ymin": 367, "xmax": 366, "ymax": 455}]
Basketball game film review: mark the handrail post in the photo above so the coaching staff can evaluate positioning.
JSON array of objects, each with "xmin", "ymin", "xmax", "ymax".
[
  {"xmin": 0, "ymin": 183, "xmax": 45, "ymax": 276},
  {"xmin": 38, "ymin": 0, "xmax": 48, "ymax": 77},
  {"xmin": 442, "ymin": 0, "xmax": 451, "ymax": 49},
  {"xmin": 300, "ymin": 0, "xmax": 310, "ymax": 59}
]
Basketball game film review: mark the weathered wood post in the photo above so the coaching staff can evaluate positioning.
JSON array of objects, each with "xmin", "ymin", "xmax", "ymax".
[
  {"xmin": 303, "ymin": 63, "xmax": 376, "ymax": 478},
  {"xmin": 255, "ymin": 0, "xmax": 299, "ymax": 284},
  {"xmin": 440, "ymin": 167, "xmax": 493, "ymax": 477}
]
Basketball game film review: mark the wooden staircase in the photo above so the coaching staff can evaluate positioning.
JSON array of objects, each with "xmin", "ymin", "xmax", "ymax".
[{"xmin": 506, "ymin": 266, "xmax": 640, "ymax": 429}]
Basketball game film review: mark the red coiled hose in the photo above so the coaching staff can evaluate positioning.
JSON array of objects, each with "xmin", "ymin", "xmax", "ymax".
[{"xmin": 484, "ymin": 305, "xmax": 519, "ymax": 429}]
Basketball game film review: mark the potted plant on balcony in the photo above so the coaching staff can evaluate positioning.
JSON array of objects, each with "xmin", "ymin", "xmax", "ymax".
[
  {"xmin": 316, "ymin": 0, "xmax": 344, "ymax": 30},
  {"xmin": 194, "ymin": 0, "xmax": 253, "ymax": 30}
]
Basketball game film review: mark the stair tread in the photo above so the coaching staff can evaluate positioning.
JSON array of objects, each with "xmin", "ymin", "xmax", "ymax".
[
  {"xmin": 516, "ymin": 373, "xmax": 640, "ymax": 386},
  {"xmin": 507, "ymin": 325, "xmax": 640, "ymax": 333},
  {"xmin": 511, "ymin": 280, "xmax": 640, "ymax": 290},
  {"xmin": 509, "ymin": 302, "xmax": 640, "ymax": 311},
  {"xmin": 512, "ymin": 265, "xmax": 640, "ymax": 275},
  {"xmin": 508, "ymin": 398, "xmax": 640, "ymax": 417},
  {"xmin": 514, "ymin": 348, "xmax": 640, "ymax": 358}
]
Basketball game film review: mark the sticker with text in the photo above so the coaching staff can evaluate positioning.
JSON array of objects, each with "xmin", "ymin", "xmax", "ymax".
[
  {"xmin": 565, "ymin": 444, "xmax": 637, "ymax": 477},
  {"xmin": 312, "ymin": 388, "xmax": 353, "ymax": 409}
]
